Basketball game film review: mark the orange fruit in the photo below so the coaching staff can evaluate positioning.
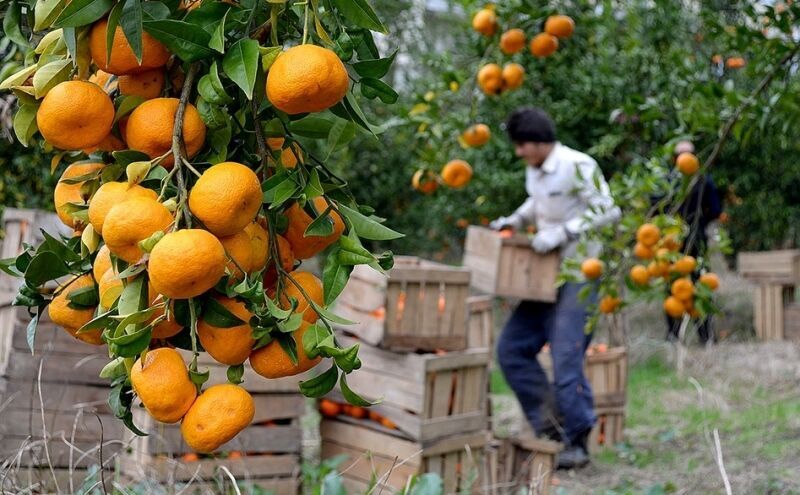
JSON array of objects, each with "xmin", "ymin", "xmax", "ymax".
[
  {"xmin": 598, "ymin": 296, "xmax": 621, "ymax": 314},
  {"xmin": 103, "ymin": 197, "xmax": 173, "ymax": 263},
  {"xmin": 93, "ymin": 244, "xmax": 113, "ymax": 282},
  {"xmin": 249, "ymin": 321, "xmax": 323, "ymax": 378},
  {"xmin": 319, "ymin": 399, "xmax": 341, "ymax": 418},
  {"xmin": 54, "ymin": 161, "xmax": 104, "ymax": 228},
  {"xmin": 544, "ymin": 15, "xmax": 575, "ymax": 38},
  {"xmin": 500, "ymin": 29, "xmax": 526, "ymax": 54},
  {"xmin": 118, "ymin": 69, "xmax": 165, "ymax": 100},
  {"xmin": 219, "ymin": 230, "xmax": 254, "ymax": 281},
  {"xmin": 462, "ymin": 124, "xmax": 491, "ymax": 148},
  {"xmin": 98, "ymin": 268, "xmax": 123, "ymax": 309},
  {"xmin": 633, "ymin": 242, "xmax": 655, "ymax": 260},
  {"xmin": 671, "ymin": 278, "xmax": 694, "ymax": 302},
  {"xmin": 198, "ymin": 296, "xmax": 255, "ymax": 366},
  {"xmin": 130, "ymin": 347, "xmax": 197, "ymax": 424},
  {"xmin": 181, "ymin": 384, "xmax": 254, "ymax": 453},
  {"xmin": 719, "ymin": 212, "xmax": 729, "ymax": 224},
  {"xmin": 266, "ymin": 45, "xmax": 349, "ymax": 115},
  {"xmin": 581, "ymin": 258, "xmax": 604, "ymax": 279},
  {"xmin": 663, "ymin": 296, "xmax": 686, "ymax": 318},
  {"xmin": 82, "ymin": 133, "xmax": 126, "ymax": 155},
  {"xmin": 244, "ymin": 221, "xmax": 269, "ymax": 273},
  {"xmin": 89, "ymin": 18, "xmax": 171, "ymax": 75},
  {"xmin": 725, "ymin": 57, "xmax": 746, "ymax": 69},
  {"xmin": 699, "ymin": 273, "xmax": 720, "ymax": 291},
  {"xmin": 262, "ymin": 234, "xmax": 296, "ymax": 289},
  {"xmin": 125, "ymin": 98, "xmax": 206, "ymax": 168},
  {"xmin": 412, "ymin": 169, "xmax": 438, "ymax": 194},
  {"xmin": 188, "ymin": 162, "xmax": 262, "ymax": 237},
  {"xmin": 647, "ymin": 260, "xmax": 669, "ymax": 278},
  {"xmin": 89, "ymin": 70, "xmax": 114, "ymax": 92},
  {"xmin": 477, "ymin": 63, "xmax": 503, "ymax": 95},
  {"xmin": 87, "ymin": 181, "xmax": 158, "ymax": 235},
  {"xmin": 37, "ymin": 81, "xmax": 115, "ymax": 150},
  {"xmin": 711, "ymin": 54, "xmax": 723, "ymax": 64},
  {"xmin": 281, "ymin": 271, "xmax": 323, "ymax": 323},
  {"xmin": 283, "ymin": 197, "xmax": 345, "ymax": 260},
  {"xmin": 380, "ymin": 417, "xmax": 397, "ymax": 429},
  {"xmin": 267, "ymin": 137, "xmax": 302, "ymax": 168},
  {"xmin": 441, "ymin": 160, "xmax": 473, "ymax": 189},
  {"xmin": 636, "ymin": 223, "xmax": 661, "ymax": 247},
  {"xmin": 472, "ymin": 9, "xmax": 497, "ymax": 36},
  {"xmin": 368, "ymin": 410, "xmax": 382, "ymax": 422},
  {"xmin": 530, "ymin": 33, "xmax": 558, "ymax": 58},
  {"xmin": 501, "ymin": 63, "xmax": 525, "ymax": 90},
  {"xmin": 630, "ymin": 265, "xmax": 650, "ymax": 286},
  {"xmin": 676, "ymin": 152, "xmax": 700, "ymax": 175},
  {"xmin": 672, "ymin": 256, "xmax": 697, "ymax": 275},
  {"xmin": 348, "ymin": 406, "xmax": 367, "ymax": 419},
  {"xmin": 48, "ymin": 275, "xmax": 101, "ymax": 344},
  {"xmin": 662, "ymin": 234, "xmax": 682, "ymax": 252},
  {"xmin": 148, "ymin": 229, "xmax": 227, "ymax": 299}
]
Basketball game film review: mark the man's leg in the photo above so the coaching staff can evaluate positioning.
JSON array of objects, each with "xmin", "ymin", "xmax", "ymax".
[
  {"xmin": 547, "ymin": 283, "xmax": 596, "ymax": 449},
  {"xmin": 496, "ymin": 300, "xmax": 550, "ymax": 435}
]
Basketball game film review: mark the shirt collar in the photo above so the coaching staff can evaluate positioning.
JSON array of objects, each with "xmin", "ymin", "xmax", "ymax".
[{"xmin": 540, "ymin": 142, "xmax": 561, "ymax": 174}]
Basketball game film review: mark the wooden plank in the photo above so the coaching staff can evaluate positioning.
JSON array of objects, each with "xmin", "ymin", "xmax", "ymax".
[
  {"xmin": 738, "ymin": 250, "xmax": 800, "ymax": 283},
  {"xmin": 0, "ymin": 410, "xmax": 124, "ymax": 443},
  {"xmin": 321, "ymin": 441, "xmax": 419, "ymax": 486},
  {"xmin": 131, "ymin": 422, "xmax": 303, "ymax": 456},
  {"xmin": 320, "ymin": 420, "xmax": 421, "ymax": 461},
  {"xmin": 119, "ymin": 453, "xmax": 300, "ymax": 481},
  {"xmin": 0, "ymin": 438, "xmax": 126, "ymax": 469},
  {"xmin": 171, "ymin": 477, "xmax": 300, "ymax": 495},
  {"xmin": 0, "ymin": 379, "xmax": 113, "ymax": 414},
  {"xmin": 1, "ymin": 467, "xmax": 112, "ymax": 494},
  {"xmin": 784, "ymin": 303, "xmax": 800, "ymax": 343}
]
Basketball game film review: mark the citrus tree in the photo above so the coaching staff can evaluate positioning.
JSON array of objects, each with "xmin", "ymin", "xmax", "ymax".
[
  {"xmin": 0, "ymin": 0, "xmax": 401, "ymax": 450},
  {"xmin": 363, "ymin": 0, "xmax": 799, "ymax": 335}
]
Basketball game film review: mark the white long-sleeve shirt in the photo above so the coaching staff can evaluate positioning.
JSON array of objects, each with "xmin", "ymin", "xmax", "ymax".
[{"xmin": 507, "ymin": 143, "xmax": 621, "ymax": 259}]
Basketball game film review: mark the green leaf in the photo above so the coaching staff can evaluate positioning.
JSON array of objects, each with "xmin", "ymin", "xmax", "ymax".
[
  {"xmin": 337, "ymin": 203, "xmax": 403, "ymax": 240},
  {"xmin": 62, "ymin": 26, "xmax": 77, "ymax": 61},
  {"xmin": 189, "ymin": 367, "xmax": 210, "ymax": 388},
  {"xmin": 264, "ymin": 176, "xmax": 300, "ymax": 209},
  {"xmin": 0, "ymin": 65, "xmax": 37, "ymax": 91},
  {"xmin": 197, "ymin": 61, "xmax": 233, "ymax": 104},
  {"xmin": 303, "ymin": 168, "xmax": 325, "ymax": 199},
  {"xmin": 67, "ymin": 285, "xmax": 99, "ymax": 308},
  {"xmin": 226, "ymin": 364, "xmax": 244, "ymax": 384},
  {"xmin": 302, "ymin": 323, "xmax": 331, "ymax": 359},
  {"xmin": 322, "ymin": 249, "xmax": 352, "ymax": 305},
  {"xmin": 105, "ymin": 1, "xmax": 123, "ymax": 66},
  {"xmin": 325, "ymin": 120, "xmax": 357, "ymax": 159},
  {"xmin": 203, "ymin": 297, "xmax": 246, "ymax": 327},
  {"xmin": 113, "ymin": 150, "xmax": 150, "ymax": 166},
  {"xmin": 408, "ymin": 474, "xmax": 444, "ymax": 495},
  {"xmin": 76, "ymin": 309, "xmax": 115, "ymax": 334},
  {"xmin": 222, "ymin": 38, "xmax": 260, "ymax": 100},
  {"xmin": 117, "ymin": 276, "xmax": 146, "ymax": 316},
  {"xmin": 289, "ymin": 116, "xmax": 335, "ymax": 139},
  {"xmin": 26, "ymin": 310, "xmax": 41, "ymax": 353},
  {"xmin": 14, "ymin": 105, "xmax": 39, "ymax": 148},
  {"xmin": 304, "ymin": 207, "xmax": 335, "ymax": 237},
  {"xmin": 309, "ymin": 302, "xmax": 356, "ymax": 326},
  {"xmin": 197, "ymin": 97, "xmax": 229, "ymax": 129},
  {"xmin": 259, "ymin": 45, "xmax": 282, "ymax": 72},
  {"xmin": 140, "ymin": 1, "xmax": 169, "ymax": 20},
  {"xmin": 277, "ymin": 332, "xmax": 299, "ymax": 365},
  {"xmin": 351, "ymin": 51, "xmax": 396, "ymax": 79},
  {"xmin": 265, "ymin": 297, "xmax": 292, "ymax": 320},
  {"xmin": 277, "ymin": 313, "xmax": 303, "ymax": 333},
  {"xmin": 209, "ymin": 8, "xmax": 228, "ymax": 53},
  {"xmin": 360, "ymin": 78, "xmax": 398, "ymax": 104},
  {"xmin": 299, "ymin": 364, "xmax": 338, "ymax": 398},
  {"xmin": 330, "ymin": 93, "xmax": 377, "ymax": 135},
  {"xmin": 120, "ymin": 0, "xmax": 143, "ymax": 63},
  {"xmin": 54, "ymin": 0, "xmax": 113, "ymax": 28},
  {"xmin": 24, "ymin": 252, "xmax": 70, "ymax": 286},
  {"xmin": 330, "ymin": 0, "xmax": 387, "ymax": 34},
  {"xmin": 35, "ymin": 0, "xmax": 68, "ymax": 31},
  {"xmin": 340, "ymin": 373, "xmax": 377, "ymax": 406},
  {"xmin": 334, "ymin": 344, "xmax": 361, "ymax": 373},
  {"xmin": 108, "ymin": 326, "xmax": 151, "ymax": 357},
  {"xmin": 4, "ymin": 2, "xmax": 28, "ymax": 47},
  {"xmin": 33, "ymin": 59, "xmax": 73, "ymax": 99},
  {"xmin": 99, "ymin": 357, "xmax": 126, "ymax": 379},
  {"xmin": 142, "ymin": 20, "xmax": 214, "ymax": 62}
]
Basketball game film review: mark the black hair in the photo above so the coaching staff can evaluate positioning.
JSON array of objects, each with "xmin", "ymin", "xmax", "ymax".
[{"xmin": 504, "ymin": 107, "xmax": 557, "ymax": 144}]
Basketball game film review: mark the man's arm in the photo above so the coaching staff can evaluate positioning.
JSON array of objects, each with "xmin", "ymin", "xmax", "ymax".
[
  {"xmin": 564, "ymin": 160, "xmax": 621, "ymax": 237},
  {"xmin": 491, "ymin": 197, "xmax": 536, "ymax": 230}
]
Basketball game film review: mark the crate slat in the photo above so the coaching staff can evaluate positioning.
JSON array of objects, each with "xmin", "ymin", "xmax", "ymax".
[
  {"xmin": 753, "ymin": 284, "xmax": 786, "ymax": 341},
  {"xmin": 784, "ymin": 303, "xmax": 800, "ymax": 343},
  {"xmin": 463, "ymin": 226, "xmax": 560, "ymax": 302},
  {"xmin": 738, "ymin": 250, "xmax": 800, "ymax": 284}
]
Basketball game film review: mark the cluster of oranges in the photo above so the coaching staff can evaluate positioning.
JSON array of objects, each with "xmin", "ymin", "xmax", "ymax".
[
  {"xmin": 318, "ymin": 399, "xmax": 397, "ymax": 430},
  {"xmin": 412, "ymin": 159, "xmax": 474, "ymax": 194},
  {"xmin": 581, "ymin": 222, "xmax": 720, "ymax": 317},
  {"xmin": 34, "ymin": 15, "xmax": 355, "ymax": 452},
  {"xmin": 472, "ymin": 6, "xmax": 575, "ymax": 95},
  {"xmin": 712, "ymin": 54, "xmax": 747, "ymax": 69}
]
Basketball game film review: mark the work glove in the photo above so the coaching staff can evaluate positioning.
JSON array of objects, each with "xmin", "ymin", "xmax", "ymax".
[
  {"xmin": 531, "ymin": 226, "xmax": 568, "ymax": 253},
  {"xmin": 489, "ymin": 214, "xmax": 522, "ymax": 231}
]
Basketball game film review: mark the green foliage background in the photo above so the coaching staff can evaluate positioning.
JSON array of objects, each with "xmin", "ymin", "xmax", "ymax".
[{"xmin": 332, "ymin": 0, "xmax": 800, "ymax": 260}]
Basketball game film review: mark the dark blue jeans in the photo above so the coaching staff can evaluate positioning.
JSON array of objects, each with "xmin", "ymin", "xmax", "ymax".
[{"xmin": 497, "ymin": 283, "xmax": 596, "ymax": 445}]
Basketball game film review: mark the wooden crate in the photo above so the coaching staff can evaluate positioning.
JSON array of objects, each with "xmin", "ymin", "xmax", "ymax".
[
  {"xmin": 335, "ymin": 256, "xmax": 471, "ymax": 352},
  {"xmin": 738, "ymin": 250, "xmax": 800, "ymax": 284},
  {"xmin": 462, "ymin": 226, "xmax": 560, "ymax": 302},
  {"xmin": 485, "ymin": 437, "xmax": 561, "ymax": 495},
  {"xmin": 320, "ymin": 417, "xmax": 488, "ymax": 493},
  {"xmin": 784, "ymin": 302, "xmax": 800, "ymax": 342},
  {"xmin": 119, "ymin": 393, "xmax": 304, "ymax": 487},
  {"xmin": 538, "ymin": 346, "xmax": 627, "ymax": 408},
  {"xmin": 588, "ymin": 405, "xmax": 625, "ymax": 452},
  {"xmin": 336, "ymin": 334, "xmax": 489, "ymax": 443},
  {"xmin": 753, "ymin": 283, "xmax": 792, "ymax": 341},
  {"xmin": 467, "ymin": 295, "xmax": 494, "ymax": 350}
]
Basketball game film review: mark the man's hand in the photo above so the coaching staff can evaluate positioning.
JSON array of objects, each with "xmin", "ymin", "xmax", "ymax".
[
  {"xmin": 490, "ymin": 215, "xmax": 522, "ymax": 231},
  {"xmin": 531, "ymin": 226, "xmax": 568, "ymax": 253}
]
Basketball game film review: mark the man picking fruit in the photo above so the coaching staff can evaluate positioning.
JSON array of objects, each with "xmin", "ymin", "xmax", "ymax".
[{"xmin": 490, "ymin": 107, "xmax": 620, "ymax": 468}]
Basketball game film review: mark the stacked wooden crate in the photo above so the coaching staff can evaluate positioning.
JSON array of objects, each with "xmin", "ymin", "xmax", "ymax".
[
  {"xmin": 0, "ymin": 209, "xmax": 123, "ymax": 493},
  {"xmin": 538, "ymin": 345, "xmax": 627, "ymax": 452},
  {"xmin": 327, "ymin": 259, "xmax": 495, "ymax": 492},
  {"xmin": 738, "ymin": 250, "xmax": 800, "ymax": 341},
  {"xmin": 484, "ymin": 436, "xmax": 561, "ymax": 495},
  {"xmin": 118, "ymin": 352, "xmax": 309, "ymax": 493}
]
